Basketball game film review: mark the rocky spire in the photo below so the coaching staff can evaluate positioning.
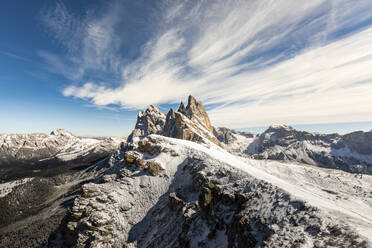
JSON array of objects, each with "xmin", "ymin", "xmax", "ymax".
[
  {"xmin": 128, "ymin": 95, "xmax": 220, "ymax": 146},
  {"xmin": 127, "ymin": 105, "xmax": 166, "ymax": 142},
  {"xmin": 163, "ymin": 95, "xmax": 220, "ymax": 146},
  {"xmin": 177, "ymin": 101, "xmax": 186, "ymax": 113},
  {"xmin": 163, "ymin": 108, "xmax": 176, "ymax": 136},
  {"xmin": 183, "ymin": 95, "xmax": 214, "ymax": 133}
]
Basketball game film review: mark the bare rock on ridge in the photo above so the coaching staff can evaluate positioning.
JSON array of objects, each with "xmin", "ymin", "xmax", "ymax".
[
  {"xmin": 178, "ymin": 95, "xmax": 214, "ymax": 134},
  {"xmin": 128, "ymin": 95, "xmax": 221, "ymax": 146},
  {"xmin": 127, "ymin": 105, "xmax": 166, "ymax": 142},
  {"xmin": 163, "ymin": 96, "xmax": 221, "ymax": 146}
]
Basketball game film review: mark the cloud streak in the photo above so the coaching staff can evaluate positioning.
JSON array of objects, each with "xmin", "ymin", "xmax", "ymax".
[
  {"xmin": 0, "ymin": 50, "xmax": 33, "ymax": 62},
  {"xmin": 40, "ymin": 1, "xmax": 123, "ymax": 82},
  {"xmin": 44, "ymin": 0, "xmax": 372, "ymax": 127}
]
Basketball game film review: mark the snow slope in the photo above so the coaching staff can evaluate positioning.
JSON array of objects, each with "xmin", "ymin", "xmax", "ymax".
[
  {"xmin": 220, "ymin": 125, "xmax": 372, "ymax": 174},
  {"xmin": 154, "ymin": 135, "xmax": 372, "ymax": 244},
  {"xmin": 62, "ymin": 134, "xmax": 371, "ymax": 247}
]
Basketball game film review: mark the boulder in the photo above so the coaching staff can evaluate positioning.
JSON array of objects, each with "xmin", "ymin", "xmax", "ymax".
[
  {"xmin": 168, "ymin": 192, "xmax": 184, "ymax": 211},
  {"xmin": 138, "ymin": 140, "xmax": 161, "ymax": 155},
  {"xmin": 135, "ymin": 158, "xmax": 147, "ymax": 169},
  {"xmin": 124, "ymin": 151, "xmax": 138, "ymax": 164},
  {"xmin": 146, "ymin": 161, "xmax": 164, "ymax": 176},
  {"xmin": 199, "ymin": 187, "xmax": 213, "ymax": 210}
]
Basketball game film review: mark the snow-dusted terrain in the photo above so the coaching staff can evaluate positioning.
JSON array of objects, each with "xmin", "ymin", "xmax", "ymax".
[
  {"xmin": 0, "ymin": 129, "xmax": 123, "ymax": 183},
  {"xmin": 1, "ymin": 96, "xmax": 371, "ymax": 247},
  {"xmin": 0, "ymin": 177, "xmax": 33, "ymax": 197},
  {"xmin": 219, "ymin": 124, "xmax": 372, "ymax": 174},
  {"xmin": 57, "ymin": 135, "xmax": 371, "ymax": 247},
  {"xmin": 0, "ymin": 129, "xmax": 122, "ymax": 164}
]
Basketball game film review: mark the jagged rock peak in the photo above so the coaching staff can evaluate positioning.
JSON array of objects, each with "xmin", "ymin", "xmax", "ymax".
[
  {"xmin": 162, "ymin": 95, "xmax": 220, "ymax": 146},
  {"xmin": 138, "ymin": 105, "xmax": 163, "ymax": 117},
  {"xmin": 177, "ymin": 101, "xmax": 186, "ymax": 113},
  {"xmin": 128, "ymin": 95, "xmax": 220, "ymax": 146},
  {"xmin": 50, "ymin": 129, "xmax": 74, "ymax": 137},
  {"xmin": 266, "ymin": 124, "xmax": 293, "ymax": 132},
  {"xmin": 128, "ymin": 105, "xmax": 166, "ymax": 142},
  {"xmin": 183, "ymin": 95, "xmax": 214, "ymax": 133}
]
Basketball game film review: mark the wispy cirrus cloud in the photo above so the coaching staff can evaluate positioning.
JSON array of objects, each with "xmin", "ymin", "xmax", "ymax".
[
  {"xmin": 0, "ymin": 50, "xmax": 33, "ymax": 62},
  {"xmin": 39, "ymin": 1, "xmax": 123, "ymax": 82},
  {"xmin": 44, "ymin": 0, "xmax": 372, "ymax": 127}
]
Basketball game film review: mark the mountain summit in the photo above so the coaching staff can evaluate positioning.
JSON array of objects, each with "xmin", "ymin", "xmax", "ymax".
[{"xmin": 129, "ymin": 95, "xmax": 220, "ymax": 145}]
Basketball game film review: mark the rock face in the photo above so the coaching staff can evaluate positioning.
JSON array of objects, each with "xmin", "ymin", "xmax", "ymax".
[
  {"xmin": 127, "ymin": 105, "xmax": 166, "ymax": 142},
  {"xmin": 168, "ymin": 97, "xmax": 220, "ymax": 144},
  {"xmin": 343, "ymin": 131, "xmax": 372, "ymax": 155},
  {"xmin": 177, "ymin": 95, "xmax": 214, "ymax": 134},
  {"xmin": 128, "ymin": 95, "xmax": 221, "ymax": 146}
]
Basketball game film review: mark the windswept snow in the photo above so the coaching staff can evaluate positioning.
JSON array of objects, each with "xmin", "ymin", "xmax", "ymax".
[{"xmin": 152, "ymin": 135, "xmax": 372, "ymax": 243}]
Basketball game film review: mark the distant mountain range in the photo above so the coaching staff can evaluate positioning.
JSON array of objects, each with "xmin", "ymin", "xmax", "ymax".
[{"xmin": 0, "ymin": 129, "xmax": 122, "ymax": 182}]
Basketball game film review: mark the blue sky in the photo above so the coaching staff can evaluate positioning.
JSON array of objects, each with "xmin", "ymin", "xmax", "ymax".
[{"xmin": 1, "ymin": 0, "xmax": 372, "ymax": 136}]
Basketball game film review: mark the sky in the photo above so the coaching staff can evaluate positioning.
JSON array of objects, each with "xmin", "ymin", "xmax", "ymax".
[{"xmin": 1, "ymin": 0, "xmax": 372, "ymax": 137}]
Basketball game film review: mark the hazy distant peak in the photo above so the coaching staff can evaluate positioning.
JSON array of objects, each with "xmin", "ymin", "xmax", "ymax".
[{"xmin": 50, "ymin": 129, "xmax": 74, "ymax": 137}]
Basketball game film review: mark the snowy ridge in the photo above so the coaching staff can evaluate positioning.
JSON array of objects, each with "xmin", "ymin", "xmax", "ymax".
[
  {"xmin": 156, "ymin": 135, "xmax": 372, "ymax": 238},
  {"xmin": 60, "ymin": 135, "xmax": 372, "ymax": 247},
  {"xmin": 219, "ymin": 125, "xmax": 372, "ymax": 174}
]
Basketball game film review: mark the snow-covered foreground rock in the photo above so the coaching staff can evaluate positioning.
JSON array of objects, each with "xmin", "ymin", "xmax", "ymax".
[{"xmin": 58, "ymin": 135, "xmax": 371, "ymax": 247}]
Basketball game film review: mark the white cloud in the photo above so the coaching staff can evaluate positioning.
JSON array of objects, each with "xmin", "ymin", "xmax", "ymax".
[{"xmin": 56, "ymin": 0, "xmax": 372, "ymax": 127}]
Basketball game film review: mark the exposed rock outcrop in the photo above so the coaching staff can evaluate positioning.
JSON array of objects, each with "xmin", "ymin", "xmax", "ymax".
[
  {"xmin": 128, "ymin": 95, "xmax": 221, "ymax": 146},
  {"xmin": 163, "ymin": 96, "xmax": 221, "ymax": 146},
  {"xmin": 214, "ymin": 127, "xmax": 238, "ymax": 145},
  {"xmin": 178, "ymin": 95, "xmax": 214, "ymax": 134},
  {"xmin": 343, "ymin": 131, "xmax": 372, "ymax": 155},
  {"xmin": 127, "ymin": 105, "xmax": 166, "ymax": 142}
]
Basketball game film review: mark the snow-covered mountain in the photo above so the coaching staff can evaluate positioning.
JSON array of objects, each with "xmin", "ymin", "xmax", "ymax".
[
  {"xmin": 219, "ymin": 125, "xmax": 372, "ymax": 174},
  {"xmin": 0, "ymin": 129, "xmax": 122, "ymax": 164},
  {"xmin": 1, "ymin": 96, "xmax": 372, "ymax": 247},
  {"xmin": 129, "ymin": 95, "xmax": 372, "ymax": 175},
  {"xmin": 0, "ymin": 129, "xmax": 123, "ymax": 183},
  {"xmin": 128, "ymin": 95, "xmax": 220, "ymax": 146},
  {"xmin": 58, "ymin": 135, "xmax": 372, "ymax": 247},
  {"xmin": 41, "ymin": 96, "xmax": 371, "ymax": 247}
]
